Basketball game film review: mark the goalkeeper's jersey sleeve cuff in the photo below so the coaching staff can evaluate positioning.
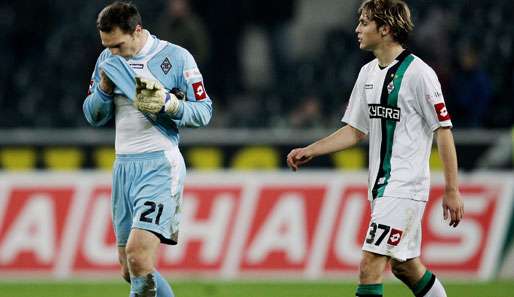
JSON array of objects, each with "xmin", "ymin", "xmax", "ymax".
[
  {"xmin": 96, "ymin": 85, "xmax": 114, "ymax": 102},
  {"xmin": 170, "ymin": 101, "xmax": 184, "ymax": 119}
]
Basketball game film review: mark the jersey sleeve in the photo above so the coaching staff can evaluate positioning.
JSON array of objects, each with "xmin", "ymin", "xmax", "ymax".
[
  {"xmin": 341, "ymin": 67, "xmax": 369, "ymax": 134},
  {"xmin": 83, "ymin": 50, "xmax": 114, "ymax": 127},
  {"xmin": 170, "ymin": 49, "xmax": 212, "ymax": 128},
  {"xmin": 414, "ymin": 66, "xmax": 452, "ymax": 131}
]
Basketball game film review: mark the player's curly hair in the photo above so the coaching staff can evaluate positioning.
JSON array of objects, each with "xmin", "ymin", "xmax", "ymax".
[
  {"xmin": 358, "ymin": 0, "xmax": 414, "ymax": 47},
  {"xmin": 97, "ymin": 1, "xmax": 142, "ymax": 34}
]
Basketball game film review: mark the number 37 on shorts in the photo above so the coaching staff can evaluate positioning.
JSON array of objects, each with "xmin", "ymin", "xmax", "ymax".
[{"xmin": 365, "ymin": 222, "xmax": 404, "ymax": 247}]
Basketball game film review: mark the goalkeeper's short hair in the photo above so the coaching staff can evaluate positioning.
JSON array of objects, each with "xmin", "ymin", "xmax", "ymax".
[{"xmin": 97, "ymin": 1, "xmax": 142, "ymax": 34}]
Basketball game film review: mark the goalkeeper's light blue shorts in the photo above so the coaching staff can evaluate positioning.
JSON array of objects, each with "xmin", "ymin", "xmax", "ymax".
[{"xmin": 111, "ymin": 149, "xmax": 185, "ymax": 246}]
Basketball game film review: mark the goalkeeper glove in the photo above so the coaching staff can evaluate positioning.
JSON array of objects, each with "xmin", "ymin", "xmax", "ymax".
[{"xmin": 134, "ymin": 77, "xmax": 181, "ymax": 114}]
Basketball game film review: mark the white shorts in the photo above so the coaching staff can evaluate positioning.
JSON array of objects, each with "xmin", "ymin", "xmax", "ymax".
[{"xmin": 362, "ymin": 196, "xmax": 426, "ymax": 261}]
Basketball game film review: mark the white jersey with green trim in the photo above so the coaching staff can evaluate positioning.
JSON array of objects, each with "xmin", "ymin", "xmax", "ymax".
[{"xmin": 342, "ymin": 52, "xmax": 452, "ymax": 201}]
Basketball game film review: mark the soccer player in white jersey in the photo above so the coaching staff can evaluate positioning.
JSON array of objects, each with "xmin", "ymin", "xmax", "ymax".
[
  {"xmin": 287, "ymin": 0, "xmax": 463, "ymax": 296},
  {"xmin": 83, "ymin": 2, "xmax": 212, "ymax": 296}
]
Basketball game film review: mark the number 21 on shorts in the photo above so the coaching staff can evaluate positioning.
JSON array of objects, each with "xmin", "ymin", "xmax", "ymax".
[{"xmin": 139, "ymin": 201, "xmax": 164, "ymax": 225}]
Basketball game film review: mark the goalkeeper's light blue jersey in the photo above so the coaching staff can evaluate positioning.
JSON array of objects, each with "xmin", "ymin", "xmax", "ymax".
[{"xmin": 83, "ymin": 30, "xmax": 212, "ymax": 154}]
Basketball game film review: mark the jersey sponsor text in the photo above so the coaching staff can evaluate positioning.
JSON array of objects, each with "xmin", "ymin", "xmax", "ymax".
[{"xmin": 368, "ymin": 104, "xmax": 401, "ymax": 121}]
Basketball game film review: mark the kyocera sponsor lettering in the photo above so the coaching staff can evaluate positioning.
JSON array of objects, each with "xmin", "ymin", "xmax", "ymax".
[{"xmin": 368, "ymin": 104, "xmax": 401, "ymax": 121}]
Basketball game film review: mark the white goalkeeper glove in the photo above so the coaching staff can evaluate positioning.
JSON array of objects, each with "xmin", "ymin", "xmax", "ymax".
[{"xmin": 134, "ymin": 77, "xmax": 180, "ymax": 114}]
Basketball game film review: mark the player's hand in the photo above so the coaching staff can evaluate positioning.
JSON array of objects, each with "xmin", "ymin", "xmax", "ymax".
[
  {"xmin": 442, "ymin": 189, "xmax": 464, "ymax": 227},
  {"xmin": 134, "ymin": 77, "xmax": 180, "ymax": 114},
  {"xmin": 99, "ymin": 71, "xmax": 114, "ymax": 95},
  {"xmin": 136, "ymin": 76, "xmax": 164, "ymax": 92},
  {"xmin": 287, "ymin": 147, "xmax": 314, "ymax": 171}
]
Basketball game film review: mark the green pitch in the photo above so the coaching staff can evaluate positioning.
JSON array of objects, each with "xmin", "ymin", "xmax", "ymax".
[{"xmin": 1, "ymin": 280, "xmax": 514, "ymax": 297}]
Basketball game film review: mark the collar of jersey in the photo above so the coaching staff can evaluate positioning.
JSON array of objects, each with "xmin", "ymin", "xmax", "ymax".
[
  {"xmin": 378, "ymin": 59, "xmax": 398, "ymax": 70},
  {"xmin": 131, "ymin": 30, "xmax": 158, "ymax": 60},
  {"xmin": 377, "ymin": 50, "xmax": 410, "ymax": 70}
]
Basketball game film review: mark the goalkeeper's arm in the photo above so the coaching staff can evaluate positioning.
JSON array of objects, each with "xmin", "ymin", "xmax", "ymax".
[
  {"xmin": 134, "ymin": 76, "xmax": 212, "ymax": 127},
  {"xmin": 83, "ymin": 74, "xmax": 114, "ymax": 127}
]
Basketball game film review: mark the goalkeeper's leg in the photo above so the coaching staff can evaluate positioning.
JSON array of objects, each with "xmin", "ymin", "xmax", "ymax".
[
  {"xmin": 119, "ymin": 248, "xmax": 131, "ymax": 284},
  {"xmin": 119, "ymin": 249, "xmax": 174, "ymax": 297},
  {"xmin": 154, "ymin": 271, "xmax": 174, "ymax": 297},
  {"xmin": 128, "ymin": 271, "xmax": 174, "ymax": 297},
  {"xmin": 125, "ymin": 229, "xmax": 175, "ymax": 297}
]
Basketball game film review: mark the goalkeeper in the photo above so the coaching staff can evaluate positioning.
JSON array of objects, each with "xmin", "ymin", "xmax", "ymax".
[{"xmin": 83, "ymin": 2, "xmax": 212, "ymax": 297}]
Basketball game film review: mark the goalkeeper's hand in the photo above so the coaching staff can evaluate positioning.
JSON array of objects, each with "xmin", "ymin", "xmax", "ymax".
[
  {"xmin": 99, "ymin": 71, "xmax": 114, "ymax": 95},
  {"xmin": 134, "ymin": 77, "xmax": 181, "ymax": 114}
]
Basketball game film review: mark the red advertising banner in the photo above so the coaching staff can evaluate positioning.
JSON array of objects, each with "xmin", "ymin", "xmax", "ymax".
[
  {"xmin": 239, "ymin": 186, "xmax": 326, "ymax": 273},
  {"xmin": 0, "ymin": 172, "xmax": 511, "ymax": 280},
  {"xmin": 0, "ymin": 187, "xmax": 75, "ymax": 272},
  {"xmin": 159, "ymin": 186, "xmax": 242, "ymax": 272}
]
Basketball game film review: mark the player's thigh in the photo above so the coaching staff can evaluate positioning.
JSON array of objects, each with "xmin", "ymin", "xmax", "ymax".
[
  {"xmin": 363, "ymin": 196, "xmax": 425, "ymax": 261},
  {"xmin": 359, "ymin": 250, "xmax": 389, "ymax": 284},
  {"xmin": 132, "ymin": 150, "xmax": 186, "ymax": 245},
  {"xmin": 111, "ymin": 159, "xmax": 133, "ymax": 246},
  {"xmin": 126, "ymin": 228, "xmax": 161, "ymax": 262},
  {"xmin": 391, "ymin": 257, "xmax": 426, "ymax": 287}
]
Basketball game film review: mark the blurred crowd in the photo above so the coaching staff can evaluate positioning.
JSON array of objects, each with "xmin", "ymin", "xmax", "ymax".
[{"xmin": 1, "ymin": 0, "xmax": 512, "ymax": 129}]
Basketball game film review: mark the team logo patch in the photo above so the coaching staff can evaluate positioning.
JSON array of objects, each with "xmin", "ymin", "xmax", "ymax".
[
  {"xmin": 192, "ymin": 81, "xmax": 207, "ymax": 100},
  {"xmin": 434, "ymin": 102, "xmax": 450, "ymax": 121},
  {"xmin": 387, "ymin": 228, "xmax": 403, "ymax": 246},
  {"xmin": 368, "ymin": 104, "xmax": 401, "ymax": 121},
  {"xmin": 160, "ymin": 57, "xmax": 172, "ymax": 74},
  {"xmin": 387, "ymin": 81, "xmax": 395, "ymax": 94},
  {"xmin": 87, "ymin": 80, "xmax": 94, "ymax": 96}
]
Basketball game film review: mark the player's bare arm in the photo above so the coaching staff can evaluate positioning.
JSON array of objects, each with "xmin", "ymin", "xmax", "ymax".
[
  {"xmin": 287, "ymin": 125, "xmax": 366, "ymax": 171},
  {"xmin": 436, "ymin": 127, "xmax": 464, "ymax": 227},
  {"xmin": 99, "ymin": 70, "xmax": 114, "ymax": 94}
]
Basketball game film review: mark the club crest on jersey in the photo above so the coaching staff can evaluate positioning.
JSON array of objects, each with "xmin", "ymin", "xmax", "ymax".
[
  {"xmin": 161, "ymin": 57, "xmax": 172, "ymax": 74},
  {"xmin": 387, "ymin": 81, "xmax": 395, "ymax": 94},
  {"xmin": 368, "ymin": 104, "xmax": 401, "ymax": 121}
]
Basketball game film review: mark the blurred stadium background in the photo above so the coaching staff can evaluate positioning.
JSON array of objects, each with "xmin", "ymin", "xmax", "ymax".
[{"xmin": 0, "ymin": 0, "xmax": 513, "ymax": 296}]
